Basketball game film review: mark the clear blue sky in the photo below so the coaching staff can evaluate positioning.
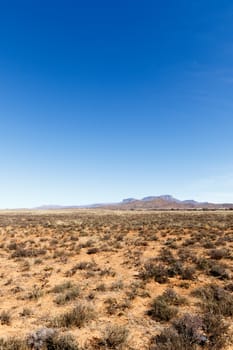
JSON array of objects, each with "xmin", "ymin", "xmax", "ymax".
[{"xmin": 1, "ymin": 0, "xmax": 233, "ymax": 208}]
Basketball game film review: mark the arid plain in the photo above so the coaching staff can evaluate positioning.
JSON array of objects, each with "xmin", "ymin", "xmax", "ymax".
[{"xmin": 0, "ymin": 210, "xmax": 233, "ymax": 349}]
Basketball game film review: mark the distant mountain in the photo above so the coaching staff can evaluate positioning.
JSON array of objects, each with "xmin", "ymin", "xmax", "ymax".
[
  {"xmin": 142, "ymin": 195, "xmax": 181, "ymax": 203},
  {"xmin": 34, "ymin": 195, "xmax": 233, "ymax": 210},
  {"xmin": 182, "ymin": 200, "xmax": 198, "ymax": 205},
  {"xmin": 34, "ymin": 205, "xmax": 67, "ymax": 210},
  {"xmin": 122, "ymin": 198, "xmax": 137, "ymax": 203},
  {"xmin": 34, "ymin": 202, "xmax": 114, "ymax": 210},
  {"xmin": 102, "ymin": 195, "xmax": 233, "ymax": 210}
]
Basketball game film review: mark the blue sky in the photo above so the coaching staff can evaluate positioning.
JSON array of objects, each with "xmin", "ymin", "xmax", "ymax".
[{"xmin": 1, "ymin": 0, "xmax": 233, "ymax": 208}]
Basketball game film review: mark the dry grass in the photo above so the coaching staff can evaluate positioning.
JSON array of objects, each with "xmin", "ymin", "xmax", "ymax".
[{"xmin": 0, "ymin": 209, "xmax": 232, "ymax": 349}]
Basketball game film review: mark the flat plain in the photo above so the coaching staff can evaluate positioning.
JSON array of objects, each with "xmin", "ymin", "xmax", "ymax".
[{"xmin": 0, "ymin": 209, "xmax": 233, "ymax": 349}]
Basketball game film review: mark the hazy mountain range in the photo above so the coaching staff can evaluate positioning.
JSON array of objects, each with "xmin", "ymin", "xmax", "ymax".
[{"xmin": 35, "ymin": 195, "xmax": 233, "ymax": 210}]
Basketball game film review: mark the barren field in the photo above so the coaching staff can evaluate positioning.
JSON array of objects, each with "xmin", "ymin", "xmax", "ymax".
[{"xmin": 0, "ymin": 210, "xmax": 233, "ymax": 349}]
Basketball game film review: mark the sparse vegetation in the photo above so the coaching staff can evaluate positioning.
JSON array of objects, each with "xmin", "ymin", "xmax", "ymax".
[{"xmin": 0, "ymin": 210, "xmax": 232, "ymax": 349}]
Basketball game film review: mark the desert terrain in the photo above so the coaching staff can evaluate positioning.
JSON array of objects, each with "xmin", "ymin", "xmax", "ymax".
[{"xmin": 0, "ymin": 209, "xmax": 232, "ymax": 349}]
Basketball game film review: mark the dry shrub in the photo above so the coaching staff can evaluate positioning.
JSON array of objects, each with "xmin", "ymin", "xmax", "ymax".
[
  {"xmin": 0, "ymin": 310, "xmax": 11, "ymax": 325},
  {"xmin": 27, "ymin": 328, "xmax": 79, "ymax": 350},
  {"xmin": 140, "ymin": 260, "xmax": 169, "ymax": 283},
  {"xmin": 51, "ymin": 302, "xmax": 95, "ymax": 328},
  {"xmin": 147, "ymin": 289, "xmax": 186, "ymax": 322},
  {"xmin": 0, "ymin": 338, "xmax": 27, "ymax": 350},
  {"xmin": 100, "ymin": 324, "xmax": 129, "ymax": 349},
  {"xmin": 192, "ymin": 283, "xmax": 233, "ymax": 316}
]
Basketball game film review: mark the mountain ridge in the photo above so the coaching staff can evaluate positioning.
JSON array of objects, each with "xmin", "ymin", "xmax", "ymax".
[{"xmin": 34, "ymin": 195, "xmax": 233, "ymax": 210}]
